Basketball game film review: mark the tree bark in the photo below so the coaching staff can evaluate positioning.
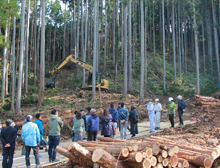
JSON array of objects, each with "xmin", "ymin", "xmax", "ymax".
[
  {"xmin": 172, "ymin": 0, "xmax": 176, "ymax": 84},
  {"xmin": 33, "ymin": 0, "xmax": 37, "ymax": 85},
  {"xmin": 162, "ymin": 0, "xmax": 166, "ymax": 90},
  {"xmin": 16, "ymin": 0, "xmax": 26, "ymax": 113},
  {"xmin": 38, "ymin": 0, "xmax": 45, "ymax": 106},
  {"xmin": 123, "ymin": 4, "xmax": 127, "ymax": 98},
  {"xmin": 103, "ymin": 0, "xmax": 108, "ymax": 71}
]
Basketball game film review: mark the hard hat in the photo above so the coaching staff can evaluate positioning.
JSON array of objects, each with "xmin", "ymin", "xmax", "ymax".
[
  {"xmin": 155, "ymin": 98, "xmax": 159, "ymax": 102},
  {"xmin": 168, "ymin": 97, "xmax": 173, "ymax": 102},
  {"xmin": 148, "ymin": 100, "xmax": 152, "ymax": 102},
  {"xmin": 177, "ymin": 95, "xmax": 183, "ymax": 99}
]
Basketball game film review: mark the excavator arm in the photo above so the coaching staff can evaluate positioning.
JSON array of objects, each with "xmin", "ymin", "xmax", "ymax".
[{"xmin": 50, "ymin": 54, "xmax": 93, "ymax": 75}]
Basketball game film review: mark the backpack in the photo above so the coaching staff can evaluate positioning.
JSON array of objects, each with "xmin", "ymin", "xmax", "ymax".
[
  {"xmin": 133, "ymin": 111, "xmax": 139, "ymax": 124},
  {"xmin": 119, "ymin": 110, "xmax": 126, "ymax": 119}
]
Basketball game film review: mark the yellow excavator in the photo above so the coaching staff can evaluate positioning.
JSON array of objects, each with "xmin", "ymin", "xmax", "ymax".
[{"xmin": 46, "ymin": 54, "xmax": 109, "ymax": 90}]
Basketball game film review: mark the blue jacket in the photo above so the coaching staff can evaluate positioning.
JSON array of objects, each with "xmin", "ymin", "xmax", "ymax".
[
  {"xmin": 22, "ymin": 122, "xmax": 40, "ymax": 147},
  {"xmin": 118, "ymin": 107, "xmax": 128, "ymax": 121},
  {"xmin": 34, "ymin": 119, "xmax": 44, "ymax": 138},
  {"xmin": 178, "ymin": 99, "xmax": 186, "ymax": 112},
  {"xmin": 108, "ymin": 108, "xmax": 118, "ymax": 122},
  {"xmin": 101, "ymin": 115, "xmax": 113, "ymax": 136},
  {"xmin": 87, "ymin": 115, "xmax": 99, "ymax": 132}
]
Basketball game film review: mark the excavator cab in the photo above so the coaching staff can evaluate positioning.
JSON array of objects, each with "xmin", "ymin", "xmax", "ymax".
[{"xmin": 88, "ymin": 72, "xmax": 102, "ymax": 86}]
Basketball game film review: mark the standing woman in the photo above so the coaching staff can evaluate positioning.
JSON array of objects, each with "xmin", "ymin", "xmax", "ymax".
[
  {"xmin": 73, "ymin": 111, "xmax": 84, "ymax": 142},
  {"xmin": 101, "ymin": 109, "xmax": 113, "ymax": 137},
  {"xmin": 129, "ymin": 106, "xmax": 139, "ymax": 138}
]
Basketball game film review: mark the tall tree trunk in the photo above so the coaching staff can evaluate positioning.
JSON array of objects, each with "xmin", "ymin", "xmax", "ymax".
[
  {"xmin": 132, "ymin": 0, "xmax": 136, "ymax": 68},
  {"xmin": 212, "ymin": 0, "xmax": 220, "ymax": 88},
  {"xmin": 53, "ymin": 25, "xmax": 56, "ymax": 66},
  {"xmin": 25, "ymin": 0, "xmax": 30, "ymax": 93},
  {"xmin": 11, "ymin": 16, "xmax": 16, "ymax": 111},
  {"xmin": 1, "ymin": 19, "xmax": 10, "ymax": 103},
  {"xmin": 139, "ymin": 0, "xmax": 144, "ymax": 103},
  {"xmin": 38, "ymin": 0, "xmax": 45, "ymax": 105},
  {"xmin": 153, "ymin": 2, "xmax": 155, "ymax": 65},
  {"xmin": 16, "ymin": 0, "xmax": 26, "ymax": 113},
  {"xmin": 121, "ymin": 3, "xmax": 124, "ymax": 66},
  {"xmin": 144, "ymin": 5, "xmax": 148, "ymax": 88},
  {"xmin": 112, "ymin": 0, "xmax": 116, "ymax": 65},
  {"xmin": 92, "ymin": 0, "xmax": 98, "ymax": 100},
  {"xmin": 184, "ymin": 24, "xmax": 187, "ymax": 74},
  {"xmin": 73, "ymin": 0, "xmax": 76, "ymax": 55},
  {"xmin": 63, "ymin": 3, "xmax": 66, "ymax": 59},
  {"xmin": 128, "ymin": 0, "xmax": 132, "ymax": 89},
  {"xmin": 162, "ymin": 0, "xmax": 166, "ymax": 90},
  {"xmin": 193, "ymin": 0, "xmax": 200, "ymax": 95},
  {"xmin": 202, "ymin": 20, "xmax": 206, "ymax": 76},
  {"xmin": 104, "ymin": 0, "xmax": 108, "ymax": 71},
  {"xmin": 29, "ymin": 11, "xmax": 34, "ymax": 75},
  {"xmin": 34, "ymin": 0, "xmax": 37, "ymax": 85},
  {"xmin": 167, "ymin": 0, "xmax": 170, "ymax": 51},
  {"xmin": 178, "ymin": 2, "xmax": 181, "ymax": 77},
  {"xmin": 83, "ymin": 0, "xmax": 88, "ymax": 87},
  {"xmin": 172, "ymin": 0, "xmax": 176, "ymax": 84},
  {"xmin": 123, "ymin": 3, "xmax": 127, "ymax": 98},
  {"xmin": 37, "ymin": 2, "xmax": 42, "ymax": 84},
  {"xmin": 76, "ymin": 2, "xmax": 80, "ymax": 57}
]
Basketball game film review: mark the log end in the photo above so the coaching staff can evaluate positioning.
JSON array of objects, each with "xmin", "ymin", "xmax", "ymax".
[
  {"xmin": 143, "ymin": 158, "xmax": 151, "ymax": 168},
  {"xmin": 92, "ymin": 149, "xmax": 103, "ymax": 162},
  {"xmin": 121, "ymin": 148, "xmax": 129, "ymax": 158},
  {"xmin": 150, "ymin": 156, "xmax": 157, "ymax": 166},
  {"xmin": 146, "ymin": 148, "xmax": 153, "ymax": 158},
  {"xmin": 170, "ymin": 154, "xmax": 178, "ymax": 167},
  {"xmin": 135, "ymin": 152, "xmax": 143, "ymax": 163},
  {"xmin": 204, "ymin": 157, "xmax": 214, "ymax": 168}
]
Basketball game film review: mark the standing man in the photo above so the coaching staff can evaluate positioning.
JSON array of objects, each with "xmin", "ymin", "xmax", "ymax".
[
  {"xmin": 49, "ymin": 109, "xmax": 63, "ymax": 163},
  {"xmin": 168, "ymin": 97, "xmax": 175, "ymax": 128},
  {"xmin": 85, "ymin": 107, "xmax": 92, "ymax": 141},
  {"xmin": 80, "ymin": 109, "xmax": 86, "ymax": 139},
  {"xmin": 34, "ymin": 113, "xmax": 43, "ymax": 157},
  {"xmin": 145, "ymin": 100, "xmax": 155, "ymax": 133},
  {"xmin": 154, "ymin": 99, "xmax": 162, "ymax": 130},
  {"xmin": 1, "ymin": 119, "xmax": 17, "ymax": 168},
  {"xmin": 109, "ymin": 103, "xmax": 118, "ymax": 138},
  {"xmin": 177, "ymin": 95, "xmax": 186, "ymax": 125},
  {"xmin": 22, "ymin": 115, "xmax": 41, "ymax": 168},
  {"xmin": 118, "ymin": 103, "xmax": 128, "ymax": 139}
]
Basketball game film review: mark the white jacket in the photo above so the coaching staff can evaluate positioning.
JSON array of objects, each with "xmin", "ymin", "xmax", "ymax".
[{"xmin": 154, "ymin": 103, "xmax": 162, "ymax": 112}]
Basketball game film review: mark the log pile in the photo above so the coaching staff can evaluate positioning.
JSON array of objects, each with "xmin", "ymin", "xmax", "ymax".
[{"xmin": 55, "ymin": 136, "xmax": 218, "ymax": 168}]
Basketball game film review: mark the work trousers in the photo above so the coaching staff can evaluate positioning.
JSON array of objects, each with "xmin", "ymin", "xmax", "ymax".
[
  {"xmin": 169, "ymin": 114, "xmax": 174, "ymax": 127},
  {"xmin": 148, "ymin": 113, "xmax": 155, "ymax": 132},
  {"xmin": 2, "ymin": 147, "xmax": 15, "ymax": 168},
  {"xmin": 74, "ymin": 133, "xmax": 83, "ymax": 142},
  {"xmin": 48, "ymin": 136, "xmax": 60, "ymax": 161},
  {"xmin": 119, "ymin": 121, "xmax": 128, "ymax": 139},
  {"xmin": 89, "ymin": 132, "xmax": 98, "ymax": 141},
  {"xmin": 25, "ymin": 146, "xmax": 40, "ymax": 166},
  {"xmin": 178, "ymin": 110, "xmax": 184, "ymax": 125},
  {"xmin": 155, "ymin": 112, "xmax": 161, "ymax": 128}
]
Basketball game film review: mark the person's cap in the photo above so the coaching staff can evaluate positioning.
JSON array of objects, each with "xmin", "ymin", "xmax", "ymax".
[
  {"xmin": 148, "ymin": 100, "xmax": 152, "ymax": 102},
  {"xmin": 155, "ymin": 98, "xmax": 159, "ymax": 102},
  {"xmin": 168, "ymin": 97, "xmax": 174, "ymax": 102},
  {"xmin": 80, "ymin": 109, "xmax": 84, "ymax": 112},
  {"xmin": 26, "ymin": 115, "xmax": 33, "ymax": 121},
  {"xmin": 177, "ymin": 95, "xmax": 183, "ymax": 100}
]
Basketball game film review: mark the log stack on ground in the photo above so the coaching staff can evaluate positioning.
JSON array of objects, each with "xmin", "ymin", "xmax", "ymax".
[{"xmin": 55, "ymin": 136, "xmax": 219, "ymax": 168}]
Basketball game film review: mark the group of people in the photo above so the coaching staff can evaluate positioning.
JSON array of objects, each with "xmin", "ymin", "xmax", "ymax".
[
  {"xmin": 1, "ymin": 109, "xmax": 63, "ymax": 168},
  {"xmin": 71, "ymin": 102, "xmax": 139, "ymax": 142},
  {"xmin": 146, "ymin": 95, "xmax": 186, "ymax": 133},
  {"xmin": 1, "ymin": 95, "xmax": 185, "ymax": 168}
]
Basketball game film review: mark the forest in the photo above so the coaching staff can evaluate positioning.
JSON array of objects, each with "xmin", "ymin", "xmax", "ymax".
[{"xmin": 0, "ymin": 0, "xmax": 220, "ymax": 114}]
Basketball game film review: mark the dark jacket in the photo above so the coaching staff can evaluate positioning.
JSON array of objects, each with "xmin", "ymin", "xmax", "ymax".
[
  {"xmin": 1, "ymin": 126, "xmax": 17, "ymax": 148},
  {"xmin": 108, "ymin": 108, "xmax": 118, "ymax": 122},
  {"xmin": 101, "ymin": 115, "xmax": 113, "ymax": 136},
  {"xmin": 87, "ymin": 115, "xmax": 99, "ymax": 132},
  {"xmin": 118, "ymin": 107, "xmax": 128, "ymax": 121},
  {"xmin": 178, "ymin": 100, "xmax": 186, "ymax": 112},
  {"xmin": 82, "ymin": 114, "xmax": 86, "ymax": 127},
  {"xmin": 129, "ymin": 109, "xmax": 138, "ymax": 135}
]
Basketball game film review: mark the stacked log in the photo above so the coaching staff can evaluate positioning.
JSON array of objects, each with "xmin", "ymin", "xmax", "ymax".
[{"xmin": 55, "ymin": 136, "xmax": 216, "ymax": 168}]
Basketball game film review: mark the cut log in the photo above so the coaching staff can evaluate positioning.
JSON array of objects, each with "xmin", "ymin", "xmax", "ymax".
[
  {"xmin": 143, "ymin": 152, "xmax": 147, "ymax": 158},
  {"xmin": 122, "ymin": 152, "xmax": 143, "ymax": 163},
  {"xmin": 152, "ymin": 143, "xmax": 160, "ymax": 155},
  {"xmin": 55, "ymin": 146, "xmax": 92, "ymax": 167},
  {"xmin": 156, "ymin": 163, "xmax": 163, "ymax": 168},
  {"xmin": 162, "ymin": 158, "xmax": 169, "ymax": 167},
  {"xmin": 178, "ymin": 162, "xmax": 183, "ymax": 168},
  {"xmin": 150, "ymin": 156, "xmax": 157, "ymax": 166},
  {"xmin": 176, "ymin": 152, "xmax": 213, "ymax": 168},
  {"xmin": 160, "ymin": 150, "xmax": 168, "ymax": 158},
  {"xmin": 92, "ymin": 148, "xmax": 129, "ymax": 168},
  {"xmin": 97, "ymin": 136, "xmax": 126, "ymax": 142},
  {"xmin": 160, "ymin": 144, "xmax": 168, "ymax": 150},
  {"xmin": 178, "ymin": 158, "xmax": 189, "ymax": 168},
  {"xmin": 145, "ymin": 148, "xmax": 153, "ymax": 158},
  {"xmin": 170, "ymin": 154, "xmax": 179, "ymax": 167},
  {"xmin": 168, "ymin": 146, "xmax": 176, "ymax": 157},
  {"xmin": 157, "ymin": 155, "xmax": 163, "ymax": 163},
  {"xmin": 86, "ymin": 147, "xmax": 129, "ymax": 158},
  {"xmin": 143, "ymin": 158, "xmax": 152, "ymax": 168}
]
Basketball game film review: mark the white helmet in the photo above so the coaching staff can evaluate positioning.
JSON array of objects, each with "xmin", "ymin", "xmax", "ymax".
[
  {"xmin": 168, "ymin": 97, "xmax": 174, "ymax": 102},
  {"xmin": 155, "ymin": 98, "xmax": 159, "ymax": 102}
]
